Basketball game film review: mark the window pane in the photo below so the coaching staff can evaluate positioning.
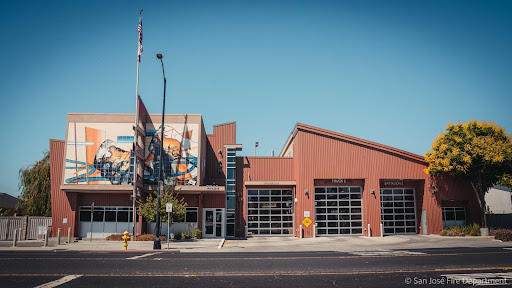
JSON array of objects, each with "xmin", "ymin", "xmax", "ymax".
[
  {"xmin": 80, "ymin": 210, "xmax": 91, "ymax": 222},
  {"xmin": 117, "ymin": 211, "xmax": 129, "ymax": 222},
  {"xmin": 105, "ymin": 211, "xmax": 116, "ymax": 222},
  {"xmin": 93, "ymin": 210, "xmax": 104, "ymax": 222},
  {"xmin": 186, "ymin": 211, "xmax": 198, "ymax": 222}
]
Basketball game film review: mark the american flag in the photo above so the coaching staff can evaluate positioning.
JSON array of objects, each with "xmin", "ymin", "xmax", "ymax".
[{"xmin": 138, "ymin": 14, "xmax": 143, "ymax": 62}]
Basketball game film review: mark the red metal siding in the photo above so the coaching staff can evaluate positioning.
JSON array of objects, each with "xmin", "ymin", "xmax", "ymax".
[
  {"xmin": 292, "ymin": 129, "xmax": 482, "ymax": 237},
  {"xmin": 240, "ymin": 157, "xmax": 295, "ymax": 235},
  {"xmin": 242, "ymin": 157, "xmax": 294, "ymax": 182},
  {"xmin": 50, "ymin": 139, "xmax": 77, "ymax": 237},
  {"xmin": 205, "ymin": 122, "xmax": 236, "ymax": 185},
  {"xmin": 182, "ymin": 194, "xmax": 199, "ymax": 207},
  {"xmin": 203, "ymin": 194, "xmax": 226, "ymax": 208},
  {"xmin": 79, "ymin": 194, "xmax": 131, "ymax": 206}
]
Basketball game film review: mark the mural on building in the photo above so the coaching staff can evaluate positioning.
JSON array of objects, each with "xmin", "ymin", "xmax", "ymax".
[
  {"xmin": 65, "ymin": 124, "xmax": 134, "ymax": 185},
  {"xmin": 144, "ymin": 124, "xmax": 198, "ymax": 185}
]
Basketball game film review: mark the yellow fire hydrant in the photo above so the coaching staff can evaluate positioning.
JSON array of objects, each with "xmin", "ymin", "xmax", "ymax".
[{"xmin": 122, "ymin": 231, "xmax": 130, "ymax": 250}]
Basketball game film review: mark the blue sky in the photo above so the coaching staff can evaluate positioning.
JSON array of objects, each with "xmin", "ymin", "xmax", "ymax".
[{"xmin": 1, "ymin": 0, "xmax": 511, "ymax": 196}]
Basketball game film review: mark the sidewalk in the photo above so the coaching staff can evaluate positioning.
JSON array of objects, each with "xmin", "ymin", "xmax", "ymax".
[
  {"xmin": 221, "ymin": 235, "xmax": 512, "ymax": 253},
  {"xmin": 1, "ymin": 235, "xmax": 511, "ymax": 253},
  {"xmin": 0, "ymin": 238, "xmax": 223, "ymax": 252}
]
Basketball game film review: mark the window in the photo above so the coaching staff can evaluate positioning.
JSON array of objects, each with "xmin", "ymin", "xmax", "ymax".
[
  {"xmin": 185, "ymin": 207, "xmax": 198, "ymax": 222},
  {"xmin": 79, "ymin": 207, "xmax": 136, "ymax": 223},
  {"xmin": 225, "ymin": 147, "xmax": 237, "ymax": 237},
  {"xmin": 442, "ymin": 207, "xmax": 465, "ymax": 228}
]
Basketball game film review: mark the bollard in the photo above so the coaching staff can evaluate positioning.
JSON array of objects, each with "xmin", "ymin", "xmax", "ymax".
[
  {"xmin": 299, "ymin": 225, "xmax": 303, "ymax": 239},
  {"xmin": 245, "ymin": 225, "xmax": 248, "ymax": 238},
  {"xmin": 68, "ymin": 228, "xmax": 72, "ymax": 243},
  {"xmin": 313, "ymin": 223, "xmax": 317, "ymax": 238},
  {"xmin": 57, "ymin": 228, "xmax": 61, "ymax": 245},
  {"xmin": 380, "ymin": 223, "xmax": 384, "ymax": 237},
  {"xmin": 13, "ymin": 229, "xmax": 17, "ymax": 247},
  {"xmin": 122, "ymin": 231, "xmax": 130, "ymax": 250},
  {"xmin": 367, "ymin": 224, "xmax": 371, "ymax": 237},
  {"xmin": 44, "ymin": 229, "xmax": 49, "ymax": 247}
]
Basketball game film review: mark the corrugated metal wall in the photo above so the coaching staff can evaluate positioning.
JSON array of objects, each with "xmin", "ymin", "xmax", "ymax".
[
  {"xmin": 79, "ymin": 194, "xmax": 132, "ymax": 206},
  {"xmin": 205, "ymin": 122, "xmax": 236, "ymax": 185},
  {"xmin": 293, "ymin": 129, "xmax": 481, "ymax": 237},
  {"xmin": 182, "ymin": 194, "xmax": 199, "ymax": 207},
  {"xmin": 243, "ymin": 157, "xmax": 294, "ymax": 181},
  {"xmin": 50, "ymin": 139, "xmax": 77, "ymax": 237},
  {"xmin": 203, "ymin": 194, "xmax": 226, "ymax": 208}
]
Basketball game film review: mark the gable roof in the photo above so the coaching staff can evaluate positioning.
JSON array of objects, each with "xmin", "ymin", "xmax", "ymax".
[
  {"xmin": 280, "ymin": 123, "xmax": 427, "ymax": 164},
  {"xmin": 0, "ymin": 193, "xmax": 18, "ymax": 208}
]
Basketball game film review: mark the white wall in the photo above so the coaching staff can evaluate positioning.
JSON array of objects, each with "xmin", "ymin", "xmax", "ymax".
[{"xmin": 486, "ymin": 187, "xmax": 512, "ymax": 214}]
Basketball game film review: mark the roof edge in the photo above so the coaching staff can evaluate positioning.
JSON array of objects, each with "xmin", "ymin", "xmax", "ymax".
[{"xmin": 213, "ymin": 121, "xmax": 236, "ymax": 127}]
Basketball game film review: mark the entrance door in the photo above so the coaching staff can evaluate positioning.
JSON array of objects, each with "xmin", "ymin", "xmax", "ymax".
[{"xmin": 202, "ymin": 208, "xmax": 225, "ymax": 238}]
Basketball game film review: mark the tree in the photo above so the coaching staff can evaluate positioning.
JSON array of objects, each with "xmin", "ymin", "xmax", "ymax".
[
  {"xmin": 17, "ymin": 151, "xmax": 51, "ymax": 216},
  {"xmin": 137, "ymin": 185, "xmax": 187, "ymax": 223},
  {"xmin": 424, "ymin": 120, "xmax": 512, "ymax": 226}
]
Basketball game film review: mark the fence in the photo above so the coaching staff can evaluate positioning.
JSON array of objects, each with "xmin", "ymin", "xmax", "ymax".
[
  {"xmin": 486, "ymin": 214, "xmax": 512, "ymax": 229},
  {"xmin": 27, "ymin": 217, "xmax": 52, "ymax": 240},
  {"xmin": 0, "ymin": 216, "xmax": 52, "ymax": 240}
]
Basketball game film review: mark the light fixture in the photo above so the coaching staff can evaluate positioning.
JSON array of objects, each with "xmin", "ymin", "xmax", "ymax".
[
  {"xmin": 304, "ymin": 189, "xmax": 309, "ymax": 196},
  {"xmin": 431, "ymin": 188, "xmax": 436, "ymax": 194},
  {"xmin": 371, "ymin": 189, "xmax": 375, "ymax": 195}
]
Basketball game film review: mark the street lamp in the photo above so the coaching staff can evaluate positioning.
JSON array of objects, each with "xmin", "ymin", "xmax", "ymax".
[{"xmin": 154, "ymin": 53, "xmax": 166, "ymax": 250}]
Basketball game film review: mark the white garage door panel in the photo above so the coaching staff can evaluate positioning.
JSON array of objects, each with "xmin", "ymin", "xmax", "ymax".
[
  {"xmin": 380, "ymin": 189, "xmax": 417, "ymax": 235},
  {"xmin": 315, "ymin": 187, "xmax": 363, "ymax": 236},
  {"xmin": 247, "ymin": 189, "xmax": 294, "ymax": 236}
]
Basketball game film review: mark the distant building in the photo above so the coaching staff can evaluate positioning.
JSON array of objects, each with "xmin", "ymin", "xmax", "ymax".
[
  {"xmin": 485, "ymin": 186, "xmax": 512, "ymax": 214},
  {"xmin": 0, "ymin": 193, "xmax": 18, "ymax": 216}
]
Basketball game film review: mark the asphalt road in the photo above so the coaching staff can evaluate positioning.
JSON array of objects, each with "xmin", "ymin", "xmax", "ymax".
[{"xmin": 1, "ymin": 247, "xmax": 511, "ymax": 287}]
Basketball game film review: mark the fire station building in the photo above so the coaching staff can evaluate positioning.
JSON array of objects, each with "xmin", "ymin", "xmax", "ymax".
[{"xmin": 50, "ymin": 111, "xmax": 482, "ymax": 239}]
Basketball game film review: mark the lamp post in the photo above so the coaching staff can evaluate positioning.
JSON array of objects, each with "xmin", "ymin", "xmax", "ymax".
[{"xmin": 154, "ymin": 53, "xmax": 166, "ymax": 250}]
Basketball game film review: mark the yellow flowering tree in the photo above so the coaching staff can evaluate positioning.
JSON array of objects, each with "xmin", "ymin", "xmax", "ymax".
[{"xmin": 425, "ymin": 120, "xmax": 512, "ymax": 226}]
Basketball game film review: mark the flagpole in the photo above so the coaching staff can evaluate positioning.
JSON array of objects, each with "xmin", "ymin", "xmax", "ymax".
[{"xmin": 132, "ymin": 9, "xmax": 143, "ymax": 240}]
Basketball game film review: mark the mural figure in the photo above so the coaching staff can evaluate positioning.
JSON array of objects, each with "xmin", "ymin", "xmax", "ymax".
[
  {"xmin": 144, "ymin": 124, "xmax": 198, "ymax": 185},
  {"xmin": 65, "ymin": 139, "xmax": 132, "ymax": 185},
  {"xmin": 93, "ymin": 139, "xmax": 131, "ymax": 185}
]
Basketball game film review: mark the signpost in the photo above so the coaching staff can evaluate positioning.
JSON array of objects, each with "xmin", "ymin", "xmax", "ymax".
[
  {"xmin": 166, "ymin": 203, "xmax": 172, "ymax": 250},
  {"xmin": 302, "ymin": 217, "xmax": 312, "ymax": 228}
]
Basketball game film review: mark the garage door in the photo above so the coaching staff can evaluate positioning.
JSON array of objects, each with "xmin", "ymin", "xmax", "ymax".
[
  {"xmin": 315, "ymin": 187, "xmax": 363, "ymax": 235},
  {"xmin": 247, "ymin": 189, "xmax": 294, "ymax": 236},
  {"xmin": 380, "ymin": 189, "xmax": 417, "ymax": 234}
]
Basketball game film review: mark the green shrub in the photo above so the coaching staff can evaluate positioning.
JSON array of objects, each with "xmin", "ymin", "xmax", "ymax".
[
  {"xmin": 192, "ymin": 229, "xmax": 201, "ymax": 239},
  {"xmin": 440, "ymin": 223, "xmax": 481, "ymax": 236},
  {"xmin": 491, "ymin": 229, "xmax": 512, "ymax": 242},
  {"xmin": 135, "ymin": 234, "xmax": 167, "ymax": 241},
  {"xmin": 180, "ymin": 231, "xmax": 192, "ymax": 240},
  {"xmin": 106, "ymin": 234, "xmax": 129, "ymax": 241}
]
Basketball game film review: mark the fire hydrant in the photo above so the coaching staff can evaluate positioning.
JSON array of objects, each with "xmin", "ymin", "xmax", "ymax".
[{"xmin": 122, "ymin": 231, "xmax": 130, "ymax": 250}]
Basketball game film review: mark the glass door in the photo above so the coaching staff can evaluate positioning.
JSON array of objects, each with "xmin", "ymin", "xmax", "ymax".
[{"xmin": 202, "ymin": 208, "xmax": 225, "ymax": 238}]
